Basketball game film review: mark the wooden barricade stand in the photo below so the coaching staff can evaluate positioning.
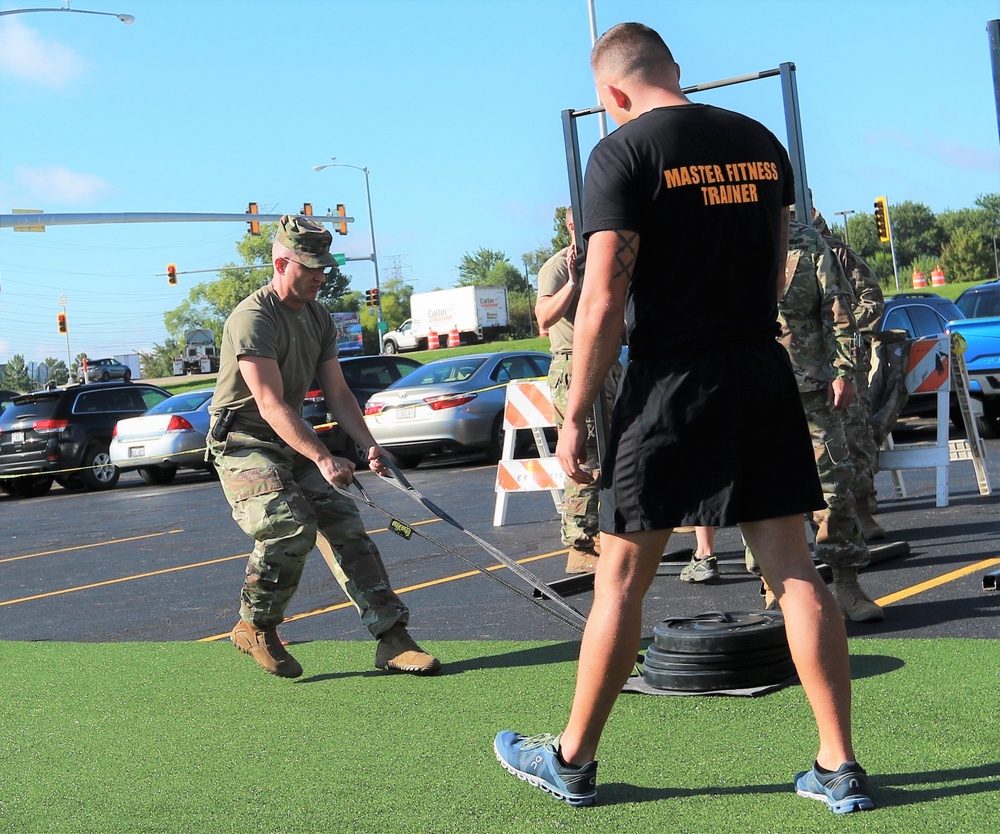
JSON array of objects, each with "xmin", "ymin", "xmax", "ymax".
[
  {"xmin": 493, "ymin": 380, "xmax": 564, "ymax": 526},
  {"xmin": 879, "ymin": 333, "xmax": 991, "ymax": 507}
]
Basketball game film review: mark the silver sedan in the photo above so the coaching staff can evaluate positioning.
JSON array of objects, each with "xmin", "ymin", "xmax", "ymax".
[
  {"xmin": 110, "ymin": 388, "xmax": 215, "ymax": 485},
  {"xmin": 363, "ymin": 351, "xmax": 552, "ymax": 468}
]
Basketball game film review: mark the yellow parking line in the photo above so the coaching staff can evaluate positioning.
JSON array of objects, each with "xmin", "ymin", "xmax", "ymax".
[
  {"xmin": 0, "ymin": 530, "xmax": 184, "ymax": 565},
  {"xmin": 197, "ymin": 548, "xmax": 567, "ymax": 642},
  {"xmin": 875, "ymin": 556, "xmax": 1000, "ymax": 606}
]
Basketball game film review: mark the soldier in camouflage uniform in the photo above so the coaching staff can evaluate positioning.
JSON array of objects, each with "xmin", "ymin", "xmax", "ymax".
[
  {"xmin": 814, "ymin": 211, "xmax": 886, "ymax": 540},
  {"xmin": 747, "ymin": 221, "xmax": 883, "ymax": 622},
  {"xmin": 536, "ymin": 208, "xmax": 623, "ymax": 573},
  {"xmin": 207, "ymin": 215, "xmax": 441, "ymax": 678}
]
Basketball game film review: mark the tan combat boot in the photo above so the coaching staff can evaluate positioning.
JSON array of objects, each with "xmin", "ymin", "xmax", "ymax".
[
  {"xmin": 231, "ymin": 619, "xmax": 303, "ymax": 678},
  {"xmin": 858, "ymin": 513, "xmax": 887, "ymax": 541},
  {"xmin": 565, "ymin": 546, "xmax": 598, "ymax": 574},
  {"xmin": 832, "ymin": 567, "xmax": 885, "ymax": 622},
  {"xmin": 375, "ymin": 623, "xmax": 441, "ymax": 675}
]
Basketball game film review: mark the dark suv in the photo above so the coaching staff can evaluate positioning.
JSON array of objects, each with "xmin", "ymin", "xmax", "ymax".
[
  {"xmin": 955, "ymin": 280, "xmax": 1000, "ymax": 319},
  {"xmin": 302, "ymin": 354, "xmax": 422, "ymax": 466},
  {"xmin": 0, "ymin": 382, "xmax": 170, "ymax": 497}
]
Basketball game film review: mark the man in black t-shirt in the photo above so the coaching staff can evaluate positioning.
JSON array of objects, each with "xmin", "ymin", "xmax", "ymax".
[{"xmin": 493, "ymin": 23, "xmax": 874, "ymax": 815}]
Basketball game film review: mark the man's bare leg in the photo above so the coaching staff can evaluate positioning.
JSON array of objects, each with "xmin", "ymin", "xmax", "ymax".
[
  {"xmin": 741, "ymin": 514, "xmax": 856, "ymax": 769},
  {"xmin": 558, "ymin": 529, "xmax": 672, "ymax": 765}
]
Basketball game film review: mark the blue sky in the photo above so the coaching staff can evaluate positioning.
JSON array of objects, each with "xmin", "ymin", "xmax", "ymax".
[{"xmin": 1, "ymin": 0, "xmax": 998, "ymax": 369}]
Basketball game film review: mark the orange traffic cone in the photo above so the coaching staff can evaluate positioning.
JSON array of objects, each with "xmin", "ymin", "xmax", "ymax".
[
  {"xmin": 447, "ymin": 326, "xmax": 460, "ymax": 348},
  {"xmin": 427, "ymin": 329, "xmax": 438, "ymax": 350},
  {"xmin": 912, "ymin": 269, "xmax": 927, "ymax": 289},
  {"xmin": 931, "ymin": 265, "xmax": 946, "ymax": 287}
]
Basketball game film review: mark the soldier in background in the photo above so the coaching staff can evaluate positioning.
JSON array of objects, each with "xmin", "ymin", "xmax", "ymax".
[
  {"xmin": 535, "ymin": 207, "xmax": 623, "ymax": 574},
  {"xmin": 748, "ymin": 221, "xmax": 884, "ymax": 622},
  {"xmin": 813, "ymin": 210, "xmax": 886, "ymax": 540}
]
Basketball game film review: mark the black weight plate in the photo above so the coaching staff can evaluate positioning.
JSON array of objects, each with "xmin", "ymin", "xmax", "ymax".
[
  {"xmin": 642, "ymin": 657, "xmax": 797, "ymax": 692},
  {"xmin": 653, "ymin": 610, "xmax": 788, "ymax": 653},
  {"xmin": 643, "ymin": 643, "xmax": 791, "ymax": 672}
]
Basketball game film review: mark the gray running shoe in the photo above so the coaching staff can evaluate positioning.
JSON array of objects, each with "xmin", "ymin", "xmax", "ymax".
[{"xmin": 679, "ymin": 555, "xmax": 720, "ymax": 583}]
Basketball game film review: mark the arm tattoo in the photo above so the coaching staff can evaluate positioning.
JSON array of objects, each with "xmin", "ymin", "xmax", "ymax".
[{"xmin": 612, "ymin": 231, "xmax": 638, "ymax": 281}]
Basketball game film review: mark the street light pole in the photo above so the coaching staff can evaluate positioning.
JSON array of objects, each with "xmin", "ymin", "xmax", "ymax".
[
  {"xmin": 0, "ymin": 2, "xmax": 135, "ymax": 23},
  {"xmin": 313, "ymin": 158, "xmax": 384, "ymax": 352},
  {"xmin": 834, "ymin": 209, "xmax": 856, "ymax": 247}
]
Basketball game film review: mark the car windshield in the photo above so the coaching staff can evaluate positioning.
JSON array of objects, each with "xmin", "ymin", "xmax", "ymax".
[
  {"xmin": 396, "ymin": 357, "xmax": 487, "ymax": 387},
  {"xmin": 145, "ymin": 391, "xmax": 213, "ymax": 415}
]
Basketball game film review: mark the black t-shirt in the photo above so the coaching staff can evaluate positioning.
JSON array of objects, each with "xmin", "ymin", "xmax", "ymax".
[{"xmin": 582, "ymin": 103, "xmax": 795, "ymax": 356}]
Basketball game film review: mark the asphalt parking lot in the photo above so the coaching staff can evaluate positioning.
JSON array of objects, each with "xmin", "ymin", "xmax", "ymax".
[{"xmin": 0, "ymin": 420, "xmax": 997, "ymax": 647}]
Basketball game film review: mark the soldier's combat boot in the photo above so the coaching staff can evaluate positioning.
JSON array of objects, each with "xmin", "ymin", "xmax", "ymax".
[
  {"xmin": 832, "ymin": 567, "xmax": 884, "ymax": 622},
  {"xmin": 375, "ymin": 623, "xmax": 441, "ymax": 675},
  {"xmin": 231, "ymin": 619, "xmax": 303, "ymax": 678},
  {"xmin": 565, "ymin": 546, "xmax": 598, "ymax": 574},
  {"xmin": 858, "ymin": 513, "xmax": 887, "ymax": 541}
]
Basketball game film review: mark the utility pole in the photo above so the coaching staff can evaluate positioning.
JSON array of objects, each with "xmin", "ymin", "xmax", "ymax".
[{"xmin": 834, "ymin": 209, "xmax": 856, "ymax": 247}]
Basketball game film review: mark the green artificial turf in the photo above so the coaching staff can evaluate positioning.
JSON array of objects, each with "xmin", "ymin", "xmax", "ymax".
[{"xmin": 1, "ymin": 638, "xmax": 996, "ymax": 833}]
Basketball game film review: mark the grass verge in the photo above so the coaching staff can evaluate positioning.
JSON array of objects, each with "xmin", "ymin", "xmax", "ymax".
[{"xmin": 1, "ymin": 638, "xmax": 997, "ymax": 833}]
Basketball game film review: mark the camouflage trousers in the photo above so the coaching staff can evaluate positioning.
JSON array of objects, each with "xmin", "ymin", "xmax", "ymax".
[
  {"xmin": 843, "ymin": 342, "xmax": 880, "ymax": 517},
  {"xmin": 208, "ymin": 431, "xmax": 407, "ymax": 636},
  {"xmin": 747, "ymin": 388, "xmax": 870, "ymax": 570},
  {"xmin": 549, "ymin": 354, "xmax": 622, "ymax": 550}
]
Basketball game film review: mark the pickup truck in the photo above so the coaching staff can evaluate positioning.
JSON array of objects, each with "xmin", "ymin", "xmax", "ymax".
[{"xmin": 878, "ymin": 292, "xmax": 1000, "ymax": 437}]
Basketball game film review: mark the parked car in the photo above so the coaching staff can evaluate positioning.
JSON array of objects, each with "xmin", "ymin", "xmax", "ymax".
[
  {"xmin": 877, "ymin": 292, "xmax": 998, "ymax": 435},
  {"xmin": 0, "ymin": 382, "xmax": 170, "ymax": 497},
  {"xmin": 0, "ymin": 390, "xmax": 19, "ymax": 416},
  {"xmin": 955, "ymin": 279, "xmax": 1000, "ymax": 319},
  {"xmin": 78, "ymin": 357, "xmax": 132, "ymax": 383},
  {"xmin": 302, "ymin": 354, "xmax": 423, "ymax": 466},
  {"xmin": 363, "ymin": 351, "xmax": 552, "ymax": 468},
  {"xmin": 110, "ymin": 388, "xmax": 216, "ymax": 485}
]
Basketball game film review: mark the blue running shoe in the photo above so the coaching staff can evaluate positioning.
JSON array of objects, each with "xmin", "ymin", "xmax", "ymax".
[
  {"xmin": 795, "ymin": 761, "xmax": 875, "ymax": 814},
  {"xmin": 493, "ymin": 731, "xmax": 598, "ymax": 806}
]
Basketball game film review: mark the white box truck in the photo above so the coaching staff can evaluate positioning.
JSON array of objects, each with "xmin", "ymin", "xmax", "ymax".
[{"xmin": 382, "ymin": 285, "xmax": 509, "ymax": 353}]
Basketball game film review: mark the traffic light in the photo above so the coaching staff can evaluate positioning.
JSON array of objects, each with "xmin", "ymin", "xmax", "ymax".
[
  {"xmin": 57, "ymin": 312, "xmax": 67, "ymax": 334},
  {"xmin": 167, "ymin": 263, "xmax": 178, "ymax": 285},
  {"xmin": 873, "ymin": 196, "xmax": 890, "ymax": 243},
  {"xmin": 336, "ymin": 203, "xmax": 348, "ymax": 235},
  {"xmin": 364, "ymin": 288, "xmax": 373, "ymax": 306},
  {"xmin": 371, "ymin": 287, "xmax": 380, "ymax": 306},
  {"xmin": 247, "ymin": 201, "xmax": 260, "ymax": 236},
  {"xmin": 301, "ymin": 203, "xmax": 313, "ymax": 216}
]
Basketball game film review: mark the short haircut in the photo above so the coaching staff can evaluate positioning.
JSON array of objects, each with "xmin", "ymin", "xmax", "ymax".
[{"xmin": 591, "ymin": 22, "xmax": 676, "ymax": 82}]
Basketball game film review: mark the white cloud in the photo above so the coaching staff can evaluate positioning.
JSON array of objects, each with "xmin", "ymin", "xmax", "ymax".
[
  {"xmin": 0, "ymin": 18, "xmax": 87, "ymax": 89},
  {"xmin": 14, "ymin": 165, "xmax": 112, "ymax": 203}
]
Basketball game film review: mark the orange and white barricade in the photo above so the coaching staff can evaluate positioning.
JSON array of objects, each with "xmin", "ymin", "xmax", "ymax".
[
  {"xmin": 493, "ymin": 380, "xmax": 563, "ymax": 526},
  {"xmin": 879, "ymin": 335, "xmax": 953, "ymax": 506}
]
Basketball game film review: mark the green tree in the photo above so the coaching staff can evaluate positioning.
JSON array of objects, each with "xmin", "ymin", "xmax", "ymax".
[
  {"xmin": 139, "ymin": 339, "xmax": 182, "ymax": 379},
  {"xmin": 941, "ymin": 226, "xmax": 993, "ymax": 284},
  {"xmin": 1, "ymin": 355, "xmax": 31, "ymax": 392},
  {"xmin": 552, "ymin": 206, "xmax": 572, "ymax": 250},
  {"xmin": 41, "ymin": 357, "xmax": 69, "ymax": 386}
]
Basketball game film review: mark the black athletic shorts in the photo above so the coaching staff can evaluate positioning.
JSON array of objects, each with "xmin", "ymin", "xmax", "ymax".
[{"xmin": 599, "ymin": 339, "xmax": 824, "ymax": 533}]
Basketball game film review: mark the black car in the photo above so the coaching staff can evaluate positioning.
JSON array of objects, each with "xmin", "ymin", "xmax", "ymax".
[
  {"xmin": 955, "ymin": 279, "xmax": 1000, "ymax": 319},
  {"xmin": 302, "ymin": 354, "xmax": 423, "ymax": 466},
  {"xmin": 0, "ymin": 382, "xmax": 170, "ymax": 497}
]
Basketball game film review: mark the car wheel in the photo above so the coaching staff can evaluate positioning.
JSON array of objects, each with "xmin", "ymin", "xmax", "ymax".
[
  {"xmin": 383, "ymin": 340, "xmax": 398, "ymax": 355},
  {"xmin": 79, "ymin": 443, "xmax": 120, "ymax": 490},
  {"xmin": 392, "ymin": 453, "xmax": 423, "ymax": 469},
  {"xmin": 976, "ymin": 412, "xmax": 999, "ymax": 439},
  {"xmin": 486, "ymin": 414, "xmax": 505, "ymax": 463},
  {"xmin": 55, "ymin": 474, "xmax": 83, "ymax": 491},
  {"xmin": 139, "ymin": 465, "xmax": 177, "ymax": 485},
  {"xmin": 123, "ymin": 369, "xmax": 132, "ymax": 383},
  {"xmin": 100, "ymin": 371, "xmax": 111, "ymax": 381},
  {"xmin": 344, "ymin": 439, "xmax": 371, "ymax": 470}
]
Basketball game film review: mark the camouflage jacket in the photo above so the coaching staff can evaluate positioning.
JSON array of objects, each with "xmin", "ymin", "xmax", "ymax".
[
  {"xmin": 779, "ymin": 222, "xmax": 860, "ymax": 392},
  {"xmin": 814, "ymin": 211, "xmax": 885, "ymax": 334}
]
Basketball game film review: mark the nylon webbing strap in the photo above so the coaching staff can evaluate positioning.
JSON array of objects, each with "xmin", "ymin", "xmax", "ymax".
[{"xmin": 337, "ymin": 459, "xmax": 588, "ymax": 633}]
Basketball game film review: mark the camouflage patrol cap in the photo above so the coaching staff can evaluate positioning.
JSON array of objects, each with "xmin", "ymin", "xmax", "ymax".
[{"xmin": 275, "ymin": 214, "xmax": 338, "ymax": 268}]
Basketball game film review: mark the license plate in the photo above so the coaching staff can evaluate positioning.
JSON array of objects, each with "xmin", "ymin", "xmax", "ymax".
[
  {"xmin": 395, "ymin": 406, "xmax": 416, "ymax": 420},
  {"xmin": 128, "ymin": 446, "xmax": 146, "ymax": 458},
  {"xmin": 11, "ymin": 431, "xmax": 24, "ymax": 444}
]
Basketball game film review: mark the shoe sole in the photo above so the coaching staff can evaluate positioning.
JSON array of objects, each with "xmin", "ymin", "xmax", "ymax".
[
  {"xmin": 796, "ymin": 786, "xmax": 875, "ymax": 814},
  {"xmin": 493, "ymin": 740, "xmax": 596, "ymax": 807},
  {"xmin": 375, "ymin": 658, "xmax": 442, "ymax": 675},
  {"xmin": 231, "ymin": 639, "xmax": 303, "ymax": 678},
  {"xmin": 678, "ymin": 571, "xmax": 720, "ymax": 583}
]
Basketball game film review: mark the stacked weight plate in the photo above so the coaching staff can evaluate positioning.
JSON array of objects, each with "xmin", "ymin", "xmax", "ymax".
[{"xmin": 642, "ymin": 610, "xmax": 795, "ymax": 692}]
